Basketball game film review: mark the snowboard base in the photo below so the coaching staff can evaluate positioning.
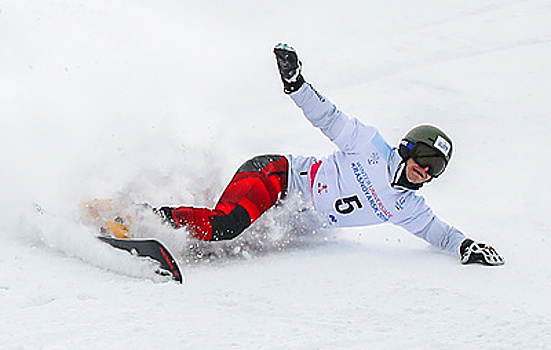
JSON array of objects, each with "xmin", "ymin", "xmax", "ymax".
[{"xmin": 98, "ymin": 236, "xmax": 184, "ymax": 284}]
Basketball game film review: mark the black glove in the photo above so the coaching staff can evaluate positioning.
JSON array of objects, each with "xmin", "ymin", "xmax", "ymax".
[
  {"xmin": 273, "ymin": 43, "xmax": 305, "ymax": 94},
  {"xmin": 460, "ymin": 239, "xmax": 505, "ymax": 266},
  {"xmin": 154, "ymin": 206, "xmax": 178, "ymax": 229}
]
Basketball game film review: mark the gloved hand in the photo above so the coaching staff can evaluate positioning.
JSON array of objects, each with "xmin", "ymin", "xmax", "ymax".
[
  {"xmin": 273, "ymin": 43, "xmax": 305, "ymax": 94},
  {"xmin": 460, "ymin": 239, "xmax": 505, "ymax": 266}
]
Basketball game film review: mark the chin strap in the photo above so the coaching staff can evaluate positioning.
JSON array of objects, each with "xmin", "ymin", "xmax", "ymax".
[{"xmin": 391, "ymin": 160, "xmax": 423, "ymax": 191}]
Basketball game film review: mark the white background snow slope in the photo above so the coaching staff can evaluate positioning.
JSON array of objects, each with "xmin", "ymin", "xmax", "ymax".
[{"xmin": 1, "ymin": 1, "xmax": 551, "ymax": 349}]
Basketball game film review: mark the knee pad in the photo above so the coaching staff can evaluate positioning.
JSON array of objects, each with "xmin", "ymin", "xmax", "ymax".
[{"xmin": 211, "ymin": 205, "xmax": 251, "ymax": 241}]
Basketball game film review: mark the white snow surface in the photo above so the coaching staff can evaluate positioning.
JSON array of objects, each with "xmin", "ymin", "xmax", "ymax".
[{"xmin": 1, "ymin": 1, "xmax": 551, "ymax": 348}]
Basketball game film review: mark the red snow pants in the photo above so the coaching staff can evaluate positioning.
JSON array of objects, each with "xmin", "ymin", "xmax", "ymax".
[{"xmin": 170, "ymin": 155, "xmax": 288, "ymax": 241}]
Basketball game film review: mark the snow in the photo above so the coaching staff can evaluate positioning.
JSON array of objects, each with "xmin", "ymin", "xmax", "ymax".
[{"xmin": 1, "ymin": 0, "xmax": 551, "ymax": 348}]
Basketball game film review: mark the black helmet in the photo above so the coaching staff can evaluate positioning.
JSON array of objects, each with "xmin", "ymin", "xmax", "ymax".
[{"xmin": 398, "ymin": 125, "xmax": 453, "ymax": 177}]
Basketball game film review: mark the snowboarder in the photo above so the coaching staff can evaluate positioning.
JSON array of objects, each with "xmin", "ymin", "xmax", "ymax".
[{"xmin": 151, "ymin": 43, "xmax": 505, "ymax": 266}]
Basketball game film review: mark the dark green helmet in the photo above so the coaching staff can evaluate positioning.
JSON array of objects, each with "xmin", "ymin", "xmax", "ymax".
[{"xmin": 398, "ymin": 125, "xmax": 453, "ymax": 177}]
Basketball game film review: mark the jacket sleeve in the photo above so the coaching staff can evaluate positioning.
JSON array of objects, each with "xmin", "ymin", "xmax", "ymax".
[
  {"xmin": 290, "ymin": 83, "xmax": 376, "ymax": 153},
  {"xmin": 394, "ymin": 196, "xmax": 466, "ymax": 256}
]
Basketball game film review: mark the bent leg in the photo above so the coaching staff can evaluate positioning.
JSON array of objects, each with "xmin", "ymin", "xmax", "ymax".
[{"xmin": 169, "ymin": 155, "xmax": 288, "ymax": 241}]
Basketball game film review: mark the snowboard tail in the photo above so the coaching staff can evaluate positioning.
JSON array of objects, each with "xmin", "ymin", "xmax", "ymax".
[{"xmin": 98, "ymin": 236, "xmax": 184, "ymax": 284}]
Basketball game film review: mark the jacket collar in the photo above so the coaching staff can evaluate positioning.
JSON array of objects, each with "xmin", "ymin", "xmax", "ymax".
[{"xmin": 388, "ymin": 149, "xmax": 423, "ymax": 191}]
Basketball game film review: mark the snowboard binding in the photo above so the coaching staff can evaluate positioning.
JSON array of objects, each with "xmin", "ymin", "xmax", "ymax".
[
  {"xmin": 80, "ymin": 199, "xmax": 143, "ymax": 239},
  {"xmin": 100, "ymin": 216, "xmax": 132, "ymax": 239}
]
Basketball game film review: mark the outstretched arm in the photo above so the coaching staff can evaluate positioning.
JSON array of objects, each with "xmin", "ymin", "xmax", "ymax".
[
  {"xmin": 274, "ymin": 43, "xmax": 375, "ymax": 152},
  {"xmin": 396, "ymin": 200, "xmax": 505, "ymax": 266}
]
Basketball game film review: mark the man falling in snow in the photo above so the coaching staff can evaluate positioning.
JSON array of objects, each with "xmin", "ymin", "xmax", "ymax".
[{"xmin": 111, "ymin": 44, "xmax": 505, "ymax": 266}]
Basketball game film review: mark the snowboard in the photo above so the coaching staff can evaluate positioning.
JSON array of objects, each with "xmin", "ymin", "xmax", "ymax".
[{"xmin": 98, "ymin": 236, "xmax": 184, "ymax": 284}]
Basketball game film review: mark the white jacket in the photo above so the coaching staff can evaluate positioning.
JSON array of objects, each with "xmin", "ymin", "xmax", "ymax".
[{"xmin": 289, "ymin": 83, "xmax": 465, "ymax": 256}]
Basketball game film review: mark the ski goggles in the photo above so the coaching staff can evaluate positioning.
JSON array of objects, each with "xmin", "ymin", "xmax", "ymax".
[{"xmin": 410, "ymin": 143, "xmax": 447, "ymax": 177}]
